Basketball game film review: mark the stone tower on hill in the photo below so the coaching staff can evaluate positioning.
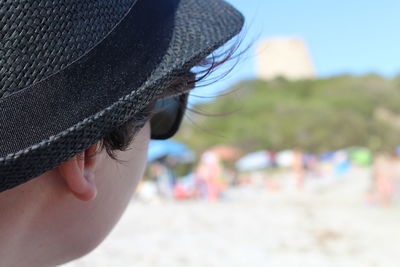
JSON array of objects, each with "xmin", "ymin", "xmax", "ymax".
[{"xmin": 257, "ymin": 37, "xmax": 315, "ymax": 80}]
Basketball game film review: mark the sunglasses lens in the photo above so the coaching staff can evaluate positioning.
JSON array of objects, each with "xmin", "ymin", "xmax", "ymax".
[{"xmin": 150, "ymin": 94, "xmax": 188, "ymax": 140}]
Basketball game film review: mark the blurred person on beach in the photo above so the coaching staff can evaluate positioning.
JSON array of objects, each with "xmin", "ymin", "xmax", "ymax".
[
  {"xmin": 369, "ymin": 154, "xmax": 395, "ymax": 206},
  {"xmin": 391, "ymin": 155, "xmax": 400, "ymax": 203},
  {"xmin": 293, "ymin": 149, "xmax": 305, "ymax": 190},
  {"xmin": 150, "ymin": 160, "xmax": 176, "ymax": 198},
  {"xmin": 333, "ymin": 151, "xmax": 351, "ymax": 177},
  {"xmin": 194, "ymin": 151, "xmax": 227, "ymax": 201},
  {"xmin": 304, "ymin": 153, "xmax": 322, "ymax": 179},
  {"xmin": 0, "ymin": 0, "xmax": 244, "ymax": 266}
]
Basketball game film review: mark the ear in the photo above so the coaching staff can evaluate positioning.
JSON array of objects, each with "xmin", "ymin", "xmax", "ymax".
[{"xmin": 57, "ymin": 144, "xmax": 99, "ymax": 201}]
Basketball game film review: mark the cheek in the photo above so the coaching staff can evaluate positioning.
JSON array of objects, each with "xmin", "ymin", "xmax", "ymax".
[
  {"xmin": 98, "ymin": 121, "xmax": 150, "ymax": 219},
  {"xmin": 78, "ymin": 123, "xmax": 151, "ymax": 252},
  {"xmin": 108, "ymin": 122, "xmax": 151, "ymax": 199}
]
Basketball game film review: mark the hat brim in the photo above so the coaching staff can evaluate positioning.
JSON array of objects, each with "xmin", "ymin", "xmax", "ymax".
[{"xmin": 0, "ymin": 0, "xmax": 243, "ymax": 192}]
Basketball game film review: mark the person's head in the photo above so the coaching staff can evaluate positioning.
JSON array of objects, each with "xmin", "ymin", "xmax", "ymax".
[{"xmin": 0, "ymin": 0, "xmax": 243, "ymax": 266}]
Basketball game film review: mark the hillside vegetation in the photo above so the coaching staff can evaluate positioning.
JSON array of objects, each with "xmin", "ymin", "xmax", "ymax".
[{"xmin": 176, "ymin": 74, "xmax": 400, "ymax": 154}]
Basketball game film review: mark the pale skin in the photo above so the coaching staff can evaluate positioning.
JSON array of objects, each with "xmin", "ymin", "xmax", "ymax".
[{"xmin": 0, "ymin": 122, "xmax": 150, "ymax": 267}]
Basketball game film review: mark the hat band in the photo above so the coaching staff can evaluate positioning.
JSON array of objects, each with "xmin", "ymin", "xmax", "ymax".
[{"xmin": 0, "ymin": 0, "xmax": 178, "ymax": 156}]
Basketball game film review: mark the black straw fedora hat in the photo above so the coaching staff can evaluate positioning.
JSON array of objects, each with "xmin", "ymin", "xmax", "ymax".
[{"xmin": 0, "ymin": 0, "xmax": 243, "ymax": 192}]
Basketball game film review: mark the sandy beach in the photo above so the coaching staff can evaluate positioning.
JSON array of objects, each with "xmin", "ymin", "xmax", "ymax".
[{"xmin": 65, "ymin": 168, "xmax": 400, "ymax": 267}]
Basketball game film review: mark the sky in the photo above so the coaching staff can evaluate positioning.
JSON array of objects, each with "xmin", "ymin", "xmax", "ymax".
[{"xmin": 190, "ymin": 0, "xmax": 400, "ymax": 104}]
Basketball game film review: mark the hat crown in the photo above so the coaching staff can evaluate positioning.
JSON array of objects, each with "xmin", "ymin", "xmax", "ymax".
[{"xmin": 0, "ymin": 0, "xmax": 136, "ymax": 98}]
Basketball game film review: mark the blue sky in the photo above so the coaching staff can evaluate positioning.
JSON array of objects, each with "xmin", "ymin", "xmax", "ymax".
[{"xmin": 190, "ymin": 0, "xmax": 400, "ymax": 104}]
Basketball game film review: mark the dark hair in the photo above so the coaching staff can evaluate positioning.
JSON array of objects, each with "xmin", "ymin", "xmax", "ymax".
[
  {"xmin": 100, "ymin": 39, "xmax": 243, "ymax": 159},
  {"xmin": 99, "ymin": 70, "xmax": 196, "ymax": 160}
]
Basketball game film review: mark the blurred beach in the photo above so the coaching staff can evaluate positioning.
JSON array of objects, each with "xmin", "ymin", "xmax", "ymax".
[{"xmin": 65, "ymin": 167, "xmax": 400, "ymax": 267}]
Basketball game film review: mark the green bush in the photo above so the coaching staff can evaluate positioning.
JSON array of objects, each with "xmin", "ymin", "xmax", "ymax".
[{"xmin": 176, "ymin": 75, "xmax": 400, "ymax": 154}]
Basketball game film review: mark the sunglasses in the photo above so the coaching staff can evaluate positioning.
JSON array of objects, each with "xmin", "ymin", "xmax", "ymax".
[{"xmin": 150, "ymin": 93, "xmax": 188, "ymax": 140}]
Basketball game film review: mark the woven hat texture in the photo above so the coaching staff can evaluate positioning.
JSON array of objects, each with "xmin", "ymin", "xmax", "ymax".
[
  {"xmin": 0, "ymin": 0, "xmax": 136, "ymax": 98},
  {"xmin": 0, "ymin": 0, "xmax": 244, "ymax": 192}
]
